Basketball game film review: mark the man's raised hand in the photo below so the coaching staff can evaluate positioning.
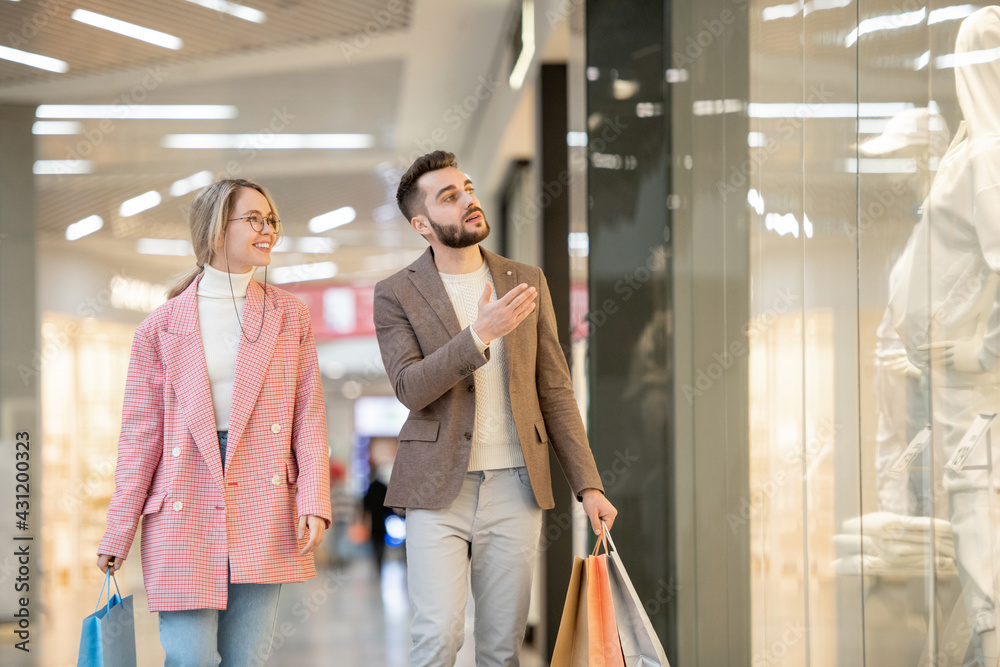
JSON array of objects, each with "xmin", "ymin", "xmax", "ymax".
[{"xmin": 471, "ymin": 283, "xmax": 537, "ymax": 345}]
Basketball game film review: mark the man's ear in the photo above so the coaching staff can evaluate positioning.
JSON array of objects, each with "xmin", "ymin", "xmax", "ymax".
[{"xmin": 411, "ymin": 214, "xmax": 431, "ymax": 236}]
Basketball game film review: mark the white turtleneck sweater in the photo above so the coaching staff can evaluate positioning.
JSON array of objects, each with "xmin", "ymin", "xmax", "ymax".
[{"xmin": 197, "ymin": 264, "xmax": 254, "ymax": 431}]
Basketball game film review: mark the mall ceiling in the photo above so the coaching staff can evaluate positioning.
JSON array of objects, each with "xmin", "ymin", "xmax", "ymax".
[{"xmin": 0, "ymin": 0, "xmax": 515, "ymax": 284}]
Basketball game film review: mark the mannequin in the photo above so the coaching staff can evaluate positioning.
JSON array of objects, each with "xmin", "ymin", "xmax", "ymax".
[{"xmin": 891, "ymin": 8, "xmax": 1000, "ymax": 663}]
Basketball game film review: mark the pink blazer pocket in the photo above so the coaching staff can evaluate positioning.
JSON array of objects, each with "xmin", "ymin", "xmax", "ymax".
[{"xmin": 141, "ymin": 492, "xmax": 167, "ymax": 515}]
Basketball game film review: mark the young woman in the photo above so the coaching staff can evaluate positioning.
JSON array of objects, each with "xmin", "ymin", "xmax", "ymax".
[{"xmin": 97, "ymin": 178, "xmax": 331, "ymax": 665}]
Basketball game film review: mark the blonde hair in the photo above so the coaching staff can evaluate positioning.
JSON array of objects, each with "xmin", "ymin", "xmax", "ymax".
[{"xmin": 167, "ymin": 178, "xmax": 281, "ymax": 299}]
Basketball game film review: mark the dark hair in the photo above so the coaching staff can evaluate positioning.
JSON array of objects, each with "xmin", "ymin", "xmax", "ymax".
[{"xmin": 396, "ymin": 150, "xmax": 457, "ymax": 222}]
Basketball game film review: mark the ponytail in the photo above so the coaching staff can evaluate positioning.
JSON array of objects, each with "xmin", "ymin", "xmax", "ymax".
[{"xmin": 166, "ymin": 264, "xmax": 203, "ymax": 300}]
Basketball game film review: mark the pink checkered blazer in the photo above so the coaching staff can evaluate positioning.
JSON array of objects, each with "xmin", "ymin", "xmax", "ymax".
[{"xmin": 98, "ymin": 273, "xmax": 332, "ymax": 612}]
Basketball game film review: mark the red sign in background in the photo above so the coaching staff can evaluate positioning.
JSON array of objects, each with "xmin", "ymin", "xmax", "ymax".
[
  {"xmin": 285, "ymin": 284, "xmax": 377, "ymax": 340},
  {"xmin": 288, "ymin": 282, "xmax": 590, "ymax": 342}
]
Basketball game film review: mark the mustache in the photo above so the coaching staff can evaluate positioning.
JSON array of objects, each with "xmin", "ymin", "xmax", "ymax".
[{"xmin": 463, "ymin": 208, "xmax": 485, "ymax": 222}]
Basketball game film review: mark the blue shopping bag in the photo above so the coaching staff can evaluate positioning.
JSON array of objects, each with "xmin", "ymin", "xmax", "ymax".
[{"xmin": 77, "ymin": 569, "xmax": 137, "ymax": 667}]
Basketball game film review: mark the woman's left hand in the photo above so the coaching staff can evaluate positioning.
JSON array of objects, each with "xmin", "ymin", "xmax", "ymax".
[{"xmin": 297, "ymin": 515, "xmax": 326, "ymax": 556}]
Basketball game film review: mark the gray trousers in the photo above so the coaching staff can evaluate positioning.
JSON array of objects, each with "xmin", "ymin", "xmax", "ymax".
[{"xmin": 405, "ymin": 467, "xmax": 544, "ymax": 667}]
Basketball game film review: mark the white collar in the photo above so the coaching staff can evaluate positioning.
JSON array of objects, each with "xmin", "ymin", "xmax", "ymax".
[{"xmin": 198, "ymin": 263, "xmax": 254, "ymax": 298}]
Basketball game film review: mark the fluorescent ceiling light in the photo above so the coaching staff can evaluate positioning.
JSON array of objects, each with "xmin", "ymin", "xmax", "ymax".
[
  {"xmin": 183, "ymin": 0, "xmax": 266, "ymax": 23},
  {"xmin": 270, "ymin": 261, "xmax": 338, "ymax": 284},
  {"xmin": 937, "ymin": 46, "xmax": 1000, "ymax": 69},
  {"xmin": 509, "ymin": 0, "xmax": 535, "ymax": 89},
  {"xmin": 120, "ymin": 191, "xmax": 162, "ymax": 217},
  {"xmin": 136, "ymin": 238, "xmax": 193, "ymax": 256},
  {"xmin": 161, "ymin": 133, "xmax": 375, "ymax": 149},
  {"xmin": 845, "ymin": 9, "xmax": 925, "ymax": 47},
  {"xmin": 765, "ymin": 212, "xmax": 799, "ymax": 238},
  {"xmin": 170, "ymin": 170, "xmax": 213, "ymax": 197},
  {"xmin": 747, "ymin": 188, "xmax": 765, "ymax": 215},
  {"xmin": 32, "ymin": 121, "xmax": 81, "ymax": 135},
  {"xmin": 762, "ymin": 0, "xmax": 850, "ymax": 21},
  {"xmin": 66, "ymin": 215, "xmax": 103, "ymax": 241},
  {"xmin": 692, "ymin": 99, "xmax": 745, "ymax": 116},
  {"xmin": 566, "ymin": 131, "xmax": 588, "ymax": 147},
  {"xmin": 36, "ymin": 105, "xmax": 237, "ymax": 119},
  {"xmin": 34, "ymin": 160, "xmax": 92, "ymax": 175},
  {"xmin": 294, "ymin": 237, "xmax": 337, "ymax": 253},
  {"xmin": 746, "ymin": 102, "xmax": 913, "ymax": 118},
  {"xmin": 72, "ymin": 9, "xmax": 183, "ymax": 50},
  {"xmin": 309, "ymin": 207, "xmax": 357, "ymax": 233},
  {"xmin": 568, "ymin": 232, "xmax": 589, "ymax": 257},
  {"xmin": 928, "ymin": 4, "xmax": 978, "ymax": 24},
  {"xmin": 0, "ymin": 45, "xmax": 68, "ymax": 73},
  {"xmin": 841, "ymin": 157, "xmax": 918, "ymax": 174},
  {"xmin": 803, "ymin": 214, "xmax": 814, "ymax": 239},
  {"xmin": 272, "ymin": 237, "xmax": 338, "ymax": 253},
  {"xmin": 763, "ymin": 1, "xmax": 801, "ymax": 21}
]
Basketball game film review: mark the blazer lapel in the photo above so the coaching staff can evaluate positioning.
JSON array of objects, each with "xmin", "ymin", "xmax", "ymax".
[
  {"xmin": 158, "ymin": 274, "xmax": 225, "ymax": 494},
  {"xmin": 224, "ymin": 279, "xmax": 282, "ymax": 467},
  {"xmin": 483, "ymin": 249, "xmax": 521, "ymax": 381},
  {"xmin": 407, "ymin": 248, "xmax": 462, "ymax": 338}
]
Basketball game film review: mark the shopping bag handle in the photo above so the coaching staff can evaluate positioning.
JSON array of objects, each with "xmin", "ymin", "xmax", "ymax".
[
  {"xmin": 601, "ymin": 520, "xmax": 620, "ymax": 555},
  {"xmin": 592, "ymin": 521, "xmax": 612, "ymax": 557},
  {"xmin": 94, "ymin": 567, "xmax": 123, "ymax": 614}
]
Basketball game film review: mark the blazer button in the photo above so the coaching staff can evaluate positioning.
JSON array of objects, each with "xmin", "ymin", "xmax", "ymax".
[
  {"xmin": 172, "ymin": 447, "xmax": 181, "ymax": 457},
  {"xmin": 272, "ymin": 474, "xmax": 282, "ymax": 486},
  {"xmin": 464, "ymin": 432, "xmax": 472, "ymax": 441},
  {"xmin": 468, "ymin": 385, "xmax": 475, "ymax": 392},
  {"xmin": 173, "ymin": 501, "xmax": 183, "ymax": 511},
  {"xmin": 271, "ymin": 423, "xmax": 281, "ymax": 434}
]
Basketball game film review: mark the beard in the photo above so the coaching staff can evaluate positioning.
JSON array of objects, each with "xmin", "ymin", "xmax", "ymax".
[{"xmin": 428, "ymin": 210, "xmax": 490, "ymax": 249}]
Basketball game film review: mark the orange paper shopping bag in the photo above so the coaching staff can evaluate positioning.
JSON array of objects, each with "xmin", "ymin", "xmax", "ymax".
[{"xmin": 551, "ymin": 533, "xmax": 626, "ymax": 667}]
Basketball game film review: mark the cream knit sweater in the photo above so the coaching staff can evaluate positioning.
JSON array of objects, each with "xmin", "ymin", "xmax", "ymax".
[{"xmin": 439, "ymin": 261, "xmax": 526, "ymax": 471}]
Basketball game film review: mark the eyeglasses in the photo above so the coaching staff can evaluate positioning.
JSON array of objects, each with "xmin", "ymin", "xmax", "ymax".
[{"xmin": 230, "ymin": 212, "xmax": 280, "ymax": 233}]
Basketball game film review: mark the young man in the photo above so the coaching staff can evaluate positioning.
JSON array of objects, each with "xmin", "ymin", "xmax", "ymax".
[{"xmin": 373, "ymin": 150, "xmax": 618, "ymax": 666}]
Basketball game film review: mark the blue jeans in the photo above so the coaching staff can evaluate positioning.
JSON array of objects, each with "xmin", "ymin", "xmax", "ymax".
[
  {"xmin": 158, "ymin": 432, "xmax": 281, "ymax": 665},
  {"xmin": 158, "ymin": 578, "xmax": 281, "ymax": 666}
]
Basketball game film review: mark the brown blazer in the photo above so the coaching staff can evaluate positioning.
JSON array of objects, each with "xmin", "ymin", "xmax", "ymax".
[{"xmin": 373, "ymin": 247, "xmax": 603, "ymax": 510}]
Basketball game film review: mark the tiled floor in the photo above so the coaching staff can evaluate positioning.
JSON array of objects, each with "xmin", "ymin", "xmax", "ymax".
[
  {"xmin": 269, "ymin": 558, "xmax": 544, "ymax": 666},
  {"xmin": 6, "ymin": 556, "xmax": 545, "ymax": 666}
]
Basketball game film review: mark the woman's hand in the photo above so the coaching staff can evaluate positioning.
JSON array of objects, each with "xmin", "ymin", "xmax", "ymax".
[
  {"xmin": 97, "ymin": 554, "xmax": 124, "ymax": 575},
  {"xmin": 298, "ymin": 515, "xmax": 326, "ymax": 556}
]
